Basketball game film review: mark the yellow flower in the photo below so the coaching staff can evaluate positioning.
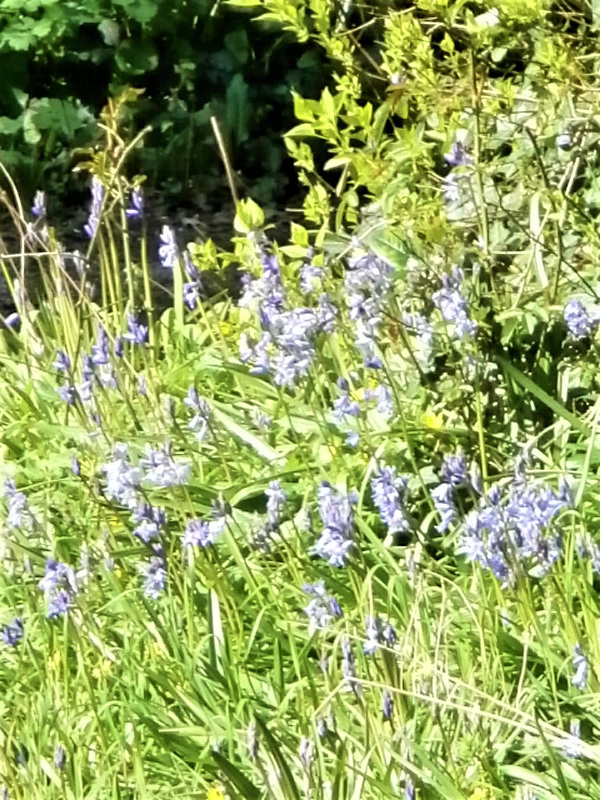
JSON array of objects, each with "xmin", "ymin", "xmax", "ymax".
[
  {"xmin": 92, "ymin": 659, "xmax": 112, "ymax": 679},
  {"xmin": 219, "ymin": 321, "xmax": 232, "ymax": 336},
  {"xmin": 207, "ymin": 788, "xmax": 226, "ymax": 800},
  {"xmin": 421, "ymin": 409, "xmax": 444, "ymax": 430},
  {"xmin": 468, "ymin": 789, "xmax": 490, "ymax": 800}
]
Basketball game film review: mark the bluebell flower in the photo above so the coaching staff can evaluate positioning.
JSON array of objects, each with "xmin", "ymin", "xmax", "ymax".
[
  {"xmin": 183, "ymin": 281, "xmax": 201, "ymax": 310},
  {"xmin": 333, "ymin": 389, "xmax": 360, "ymax": 424},
  {"xmin": 371, "ymin": 464, "xmax": 410, "ymax": 534},
  {"xmin": 302, "ymin": 581, "xmax": 342, "ymax": 633},
  {"xmin": 364, "ymin": 616, "xmax": 381, "ymax": 655},
  {"xmin": 266, "ymin": 480, "xmax": 286, "ymax": 529},
  {"xmin": 404, "ymin": 777, "xmax": 416, "ymax": 800},
  {"xmin": 345, "ymin": 250, "xmax": 393, "ymax": 367},
  {"xmin": 84, "ymin": 177, "xmax": 104, "ymax": 238},
  {"xmin": 382, "ymin": 622, "xmax": 397, "ymax": 646},
  {"xmin": 31, "ymin": 190, "xmax": 46, "ymax": 219},
  {"xmin": 133, "ymin": 504, "xmax": 165, "ymax": 544},
  {"xmin": 311, "ymin": 483, "xmax": 357, "ymax": 567},
  {"xmin": 433, "ymin": 268, "xmax": 477, "ymax": 339},
  {"xmin": 138, "ymin": 375, "xmax": 147, "ymax": 397},
  {"xmin": 4, "ymin": 480, "xmax": 33, "ymax": 530},
  {"xmin": 251, "ymin": 407, "xmax": 272, "ymax": 431},
  {"xmin": 382, "ymin": 689, "xmax": 393, "ymax": 720},
  {"xmin": 123, "ymin": 315, "xmax": 148, "ymax": 345},
  {"xmin": 182, "ymin": 509, "xmax": 226, "ymax": 548},
  {"xmin": 71, "ymin": 456, "xmax": 81, "ymax": 477},
  {"xmin": 300, "ymin": 257, "xmax": 323, "ymax": 293},
  {"xmin": 442, "ymin": 172, "xmax": 462, "ymax": 203},
  {"xmin": 91, "ymin": 326, "xmax": 110, "ymax": 366},
  {"xmin": 101, "ymin": 443, "xmax": 142, "ymax": 509},
  {"xmin": 239, "ymin": 331, "xmax": 272, "ymax": 375},
  {"xmin": 56, "ymin": 385, "xmax": 77, "ymax": 405},
  {"xmin": 140, "ymin": 444, "xmax": 191, "ymax": 488},
  {"xmin": 364, "ymin": 383, "xmax": 394, "ymax": 419},
  {"xmin": 53, "ymin": 350, "xmax": 71, "ymax": 372},
  {"xmin": 431, "ymin": 482, "xmax": 456, "ymax": 532},
  {"xmin": 142, "ymin": 555, "xmax": 167, "ymax": 599},
  {"xmin": 572, "ymin": 643, "xmax": 588, "ymax": 691},
  {"xmin": 182, "ymin": 519, "xmax": 210, "ymax": 548},
  {"xmin": 47, "ymin": 590, "xmax": 71, "ymax": 618},
  {"xmin": 1, "ymin": 618, "xmax": 23, "ymax": 646},
  {"xmin": 185, "ymin": 388, "xmax": 210, "ymax": 440},
  {"xmin": 126, "ymin": 187, "xmax": 144, "ymax": 219},
  {"xmin": 444, "ymin": 141, "xmax": 473, "ymax": 167},
  {"xmin": 564, "ymin": 299, "xmax": 597, "ymax": 339},
  {"xmin": 441, "ymin": 452, "xmax": 469, "ymax": 487},
  {"xmin": 457, "ymin": 470, "xmax": 569, "ymax": 584},
  {"xmin": 159, "ymin": 225, "xmax": 178, "ymax": 269}
]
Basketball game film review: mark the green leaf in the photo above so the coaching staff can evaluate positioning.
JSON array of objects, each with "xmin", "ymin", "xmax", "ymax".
[
  {"xmin": 115, "ymin": 38, "xmax": 158, "ymax": 75},
  {"xmin": 211, "ymin": 751, "xmax": 262, "ymax": 798},
  {"xmin": 496, "ymin": 356, "xmax": 591, "ymax": 436}
]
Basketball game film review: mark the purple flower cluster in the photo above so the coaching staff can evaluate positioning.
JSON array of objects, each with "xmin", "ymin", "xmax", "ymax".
[
  {"xmin": 140, "ymin": 443, "xmax": 191, "ymax": 488},
  {"xmin": 364, "ymin": 383, "xmax": 394, "ymax": 419},
  {"xmin": 371, "ymin": 464, "xmax": 410, "ymax": 534},
  {"xmin": 265, "ymin": 480, "xmax": 286, "ymax": 529},
  {"xmin": 564, "ymin": 299, "xmax": 598, "ymax": 339},
  {"xmin": 159, "ymin": 225, "xmax": 178, "ymax": 269},
  {"xmin": 184, "ymin": 387, "xmax": 211, "ymax": 441},
  {"xmin": 311, "ymin": 483, "xmax": 357, "ymax": 567},
  {"xmin": 31, "ymin": 190, "xmax": 46, "ymax": 220},
  {"xmin": 141, "ymin": 552, "xmax": 167, "ymax": 599},
  {"xmin": 39, "ymin": 559, "xmax": 78, "ymax": 618},
  {"xmin": 101, "ymin": 444, "xmax": 142, "ymax": 509},
  {"xmin": 345, "ymin": 251, "xmax": 394, "ymax": 368},
  {"xmin": 1, "ymin": 618, "xmax": 23, "ymax": 647},
  {"xmin": 133, "ymin": 504, "xmax": 165, "ymax": 544},
  {"xmin": 442, "ymin": 140, "xmax": 473, "ymax": 204},
  {"xmin": 4, "ymin": 480, "xmax": 34, "ymax": 531},
  {"xmin": 182, "ymin": 503, "xmax": 227, "ymax": 548},
  {"xmin": 302, "ymin": 581, "xmax": 342, "ymax": 633},
  {"xmin": 84, "ymin": 177, "xmax": 104, "ymax": 239},
  {"xmin": 239, "ymin": 253, "xmax": 336, "ymax": 386},
  {"xmin": 430, "ymin": 453, "xmax": 471, "ymax": 533},
  {"xmin": 363, "ymin": 616, "xmax": 396, "ymax": 655},
  {"xmin": 457, "ymin": 468, "xmax": 571, "ymax": 584},
  {"xmin": 433, "ymin": 267, "xmax": 477, "ymax": 340},
  {"xmin": 126, "ymin": 187, "xmax": 144, "ymax": 220},
  {"xmin": 572, "ymin": 643, "xmax": 588, "ymax": 691}
]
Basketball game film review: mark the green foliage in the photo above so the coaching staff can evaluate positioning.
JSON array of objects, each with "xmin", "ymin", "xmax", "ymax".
[{"xmin": 0, "ymin": 0, "xmax": 328, "ymax": 202}]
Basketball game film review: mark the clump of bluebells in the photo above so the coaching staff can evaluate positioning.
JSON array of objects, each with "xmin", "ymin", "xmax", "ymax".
[
  {"xmin": 564, "ymin": 299, "xmax": 598, "ymax": 339},
  {"xmin": 312, "ymin": 483, "xmax": 357, "ymax": 567},
  {"xmin": 433, "ymin": 267, "xmax": 477, "ymax": 340},
  {"xmin": 302, "ymin": 581, "xmax": 342, "ymax": 633},
  {"xmin": 345, "ymin": 249, "xmax": 394, "ymax": 368},
  {"xmin": 39, "ymin": 559, "xmax": 78, "ymax": 618},
  {"xmin": 239, "ymin": 251, "xmax": 336, "ymax": 386},
  {"xmin": 455, "ymin": 454, "xmax": 572, "ymax": 584}
]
